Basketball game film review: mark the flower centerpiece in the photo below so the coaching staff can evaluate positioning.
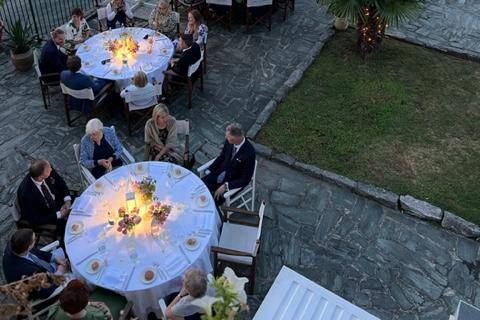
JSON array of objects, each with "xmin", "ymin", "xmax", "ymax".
[
  {"xmin": 147, "ymin": 201, "xmax": 172, "ymax": 225},
  {"xmin": 116, "ymin": 206, "xmax": 141, "ymax": 235},
  {"xmin": 133, "ymin": 176, "xmax": 156, "ymax": 203},
  {"xmin": 106, "ymin": 32, "xmax": 139, "ymax": 64},
  {"xmin": 192, "ymin": 267, "xmax": 249, "ymax": 320}
]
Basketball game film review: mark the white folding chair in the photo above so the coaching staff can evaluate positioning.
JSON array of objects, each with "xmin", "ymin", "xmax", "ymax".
[
  {"xmin": 97, "ymin": 7, "xmax": 108, "ymax": 31},
  {"xmin": 253, "ymin": 266, "xmax": 380, "ymax": 320},
  {"xmin": 211, "ymin": 202, "xmax": 266, "ymax": 293},
  {"xmin": 246, "ymin": 0, "xmax": 273, "ymax": 32},
  {"xmin": 33, "ymin": 48, "xmax": 60, "ymax": 109},
  {"xmin": 158, "ymin": 298, "xmax": 168, "ymax": 319},
  {"xmin": 28, "ymin": 240, "xmax": 68, "ymax": 320},
  {"xmin": 123, "ymin": 86, "xmax": 158, "ymax": 136},
  {"xmin": 197, "ymin": 159, "xmax": 257, "ymax": 211},
  {"xmin": 73, "ymin": 143, "xmax": 96, "ymax": 188}
]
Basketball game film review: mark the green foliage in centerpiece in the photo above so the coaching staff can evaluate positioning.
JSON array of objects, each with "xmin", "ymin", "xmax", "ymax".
[{"xmin": 133, "ymin": 176, "xmax": 156, "ymax": 203}]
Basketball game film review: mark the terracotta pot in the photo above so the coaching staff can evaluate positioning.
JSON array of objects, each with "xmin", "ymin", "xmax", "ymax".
[
  {"xmin": 10, "ymin": 48, "xmax": 33, "ymax": 71},
  {"xmin": 334, "ymin": 18, "xmax": 349, "ymax": 31}
]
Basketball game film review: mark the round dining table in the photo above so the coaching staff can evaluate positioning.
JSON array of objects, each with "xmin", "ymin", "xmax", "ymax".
[
  {"xmin": 65, "ymin": 162, "xmax": 220, "ymax": 319},
  {"xmin": 76, "ymin": 27, "xmax": 174, "ymax": 91}
]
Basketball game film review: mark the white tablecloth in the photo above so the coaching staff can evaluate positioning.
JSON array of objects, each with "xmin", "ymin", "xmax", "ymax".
[
  {"xmin": 76, "ymin": 27, "xmax": 174, "ymax": 91},
  {"xmin": 65, "ymin": 162, "xmax": 220, "ymax": 319}
]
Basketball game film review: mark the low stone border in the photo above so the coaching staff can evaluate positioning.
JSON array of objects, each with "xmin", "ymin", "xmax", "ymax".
[{"xmin": 250, "ymin": 141, "xmax": 480, "ymax": 240}]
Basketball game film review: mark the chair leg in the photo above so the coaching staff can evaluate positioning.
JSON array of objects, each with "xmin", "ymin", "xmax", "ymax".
[
  {"xmin": 187, "ymin": 80, "xmax": 193, "ymax": 109},
  {"xmin": 63, "ymin": 95, "xmax": 72, "ymax": 126},
  {"xmin": 127, "ymin": 111, "xmax": 132, "ymax": 136},
  {"xmin": 245, "ymin": 8, "xmax": 250, "ymax": 33},
  {"xmin": 268, "ymin": 6, "xmax": 272, "ymax": 31},
  {"xmin": 41, "ymin": 84, "xmax": 48, "ymax": 109},
  {"xmin": 200, "ymin": 68, "xmax": 204, "ymax": 91},
  {"xmin": 249, "ymin": 259, "xmax": 256, "ymax": 294}
]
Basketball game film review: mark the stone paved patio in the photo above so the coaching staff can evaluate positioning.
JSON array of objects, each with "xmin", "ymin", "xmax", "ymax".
[
  {"xmin": 389, "ymin": 0, "xmax": 480, "ymax": 59},
  {"xmin": 1, "ymin": 0, "xmax": 480, "ymax": 319}
]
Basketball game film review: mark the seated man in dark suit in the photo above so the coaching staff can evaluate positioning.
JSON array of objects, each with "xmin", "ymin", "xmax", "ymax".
[
  {"xmin": 39, "ymin": 28, "xmax": 68, "ymax": 78},
  {"xmin": 202, "ymin": 123, "xmax": 256, "ymax": 205},
  {"xmin": 60, "ymin": 55, "xmax": 110, "ymax": 113},
  {"xmin": 17, "ymin": 159, "xmax": 71, "ymax": 237},
  {"xmin": 2, "ymin": 229, "xmax": 69, "ymax": 300}
]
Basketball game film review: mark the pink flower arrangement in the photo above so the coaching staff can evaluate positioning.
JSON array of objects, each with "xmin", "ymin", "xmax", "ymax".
[
  {"xmin": 147, "ymin": 202, "xmax": 172, "ymax": 225},
  {"xmin": 117, "ymin": 207, "xmax": 141, "ymax": 235}
]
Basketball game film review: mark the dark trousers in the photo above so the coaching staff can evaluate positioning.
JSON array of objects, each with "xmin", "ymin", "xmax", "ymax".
[
  {"xmin": 164, "ymin": 293, "xmax": 202, "ymax": 320},
  {"xmin": 107, "ymin": 10, "xmax": 127, "ymax": 29},
  {"xmin": 202, "ymin": 172, "xmax": 225, "ymax": 206},
  {"xmin": 91, "ymin": 158, "xmax": 122, "ymax": 179}
]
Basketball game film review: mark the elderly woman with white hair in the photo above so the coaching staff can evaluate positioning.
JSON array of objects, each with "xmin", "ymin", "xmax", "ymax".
[
  {"xmin": 80, "ymin": 118, "xmax": 123, "ymax": 179},
  {"xmin": 150, "ymin": 0, "xmax": 178, "ymax": 39},
  {"xmin": 144, "ymin": 104, "xmax": 182, "ymax": 163}
]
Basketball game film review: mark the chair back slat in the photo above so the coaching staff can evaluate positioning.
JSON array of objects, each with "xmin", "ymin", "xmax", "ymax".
[
  {"xmin": 176, "ymin": 119, "xmax": 189, "ymax": 136},
  {"xmin": 33, "ymin": 48, "xmax": 42, "ymax": 78},
  {"xmin": 247, "ymin": 0, "xmax": 272, "ymax": 7},
  {"xmin": 253, "ymin": 201, "xmax": 266, "ymax": 256},
  {"xmin": 188, "ymin": 54, "xmax": 203, "ymax": 77},
  {"xmin": 173, "ymin": 11, "xmax": 180, "ymax": 23},
  {"xmin": 60, "ymin": 83, "xmax": 95, "ymax": 100},
  {"xmin": 206, "ymin": 0, "xmax": 232, "ymax": 6}
]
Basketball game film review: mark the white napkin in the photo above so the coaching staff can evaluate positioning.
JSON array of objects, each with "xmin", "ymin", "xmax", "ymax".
[
  {"xmin": 163, "ymin": 253, "xmax": 189, "ymax": 278},
  {"xmin": 100, "ymin": 266, "xmax": 127, "ymax": 290},
  {"xmin": 71, "ymin": 195, "xmax": 94, "ymax": 212}
]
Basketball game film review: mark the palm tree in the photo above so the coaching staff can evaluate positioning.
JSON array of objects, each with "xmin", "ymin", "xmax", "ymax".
[{"xmin": 320, "ymin": 0, "xmax": 425, "ymax": 58}]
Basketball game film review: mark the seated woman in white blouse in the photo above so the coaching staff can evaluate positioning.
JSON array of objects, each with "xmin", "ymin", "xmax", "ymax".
[
  {"xmin": 106, "ymin": 0, "xmax": 133, "ymax": 29},
  {"xmin": 65, "ymin": 8, "xmax": 91, "ymax": 45},
  {"xmin": 120, "ymin": 71, "xmax": 157, "ymax": 107}
]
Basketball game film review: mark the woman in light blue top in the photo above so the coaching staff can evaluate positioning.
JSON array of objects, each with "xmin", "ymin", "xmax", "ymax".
[{"xmin": 80, "ymin": 118, "xmax": 123, "ymax": 179}]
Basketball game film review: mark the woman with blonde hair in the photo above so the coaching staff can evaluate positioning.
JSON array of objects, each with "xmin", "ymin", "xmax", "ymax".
[
  {"xmin": 144, "ymin": 104, "xmax": 182, "ymax": 163},
  {"xmin": 150, "ymin": 0, "xmax": 178, "ymax": 39},
  {"xmin": 120, "ymin": 71, "xmax": 157, "ymax": 107},
  {"xmin": 185, "ymin": 9, "xmax": 207, "ymax": 46}
]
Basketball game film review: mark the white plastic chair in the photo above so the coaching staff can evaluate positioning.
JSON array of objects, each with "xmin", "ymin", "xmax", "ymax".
[
  {"xmin": 197, "ymin": 158, "xmax": 257, "ymax": 211},
  {"xmin": 73, "ymin": 143, "xmax": 96, "ymax": 188},
  {"xmin": 253, "ymin": 266, "xmax": 380, "ymax": 320},
  {"xmin": 211, "ymin": 202, "xmax": 266, "ymax": 293}
]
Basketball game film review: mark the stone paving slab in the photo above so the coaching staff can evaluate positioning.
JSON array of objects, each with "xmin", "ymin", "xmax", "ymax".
[
  {"xmin": 388, "ymin": 0, "xmax": 480, "ymax": 59},
  {"xmin": 251, "ymin": 156, "xmax": 480, "ymax": 320}
]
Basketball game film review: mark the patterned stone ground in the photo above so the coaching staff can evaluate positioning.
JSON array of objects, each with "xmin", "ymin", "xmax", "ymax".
[
  {"xmin": 1, "ymin": 0, "xmax": 480, "ymax": 319},
  {"xmin": 389, "ymin": 0, "xmax": 480, "ymax": 59}
]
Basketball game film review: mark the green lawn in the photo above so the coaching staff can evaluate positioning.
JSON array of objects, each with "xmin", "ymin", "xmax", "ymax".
[{"xmin": 257, "ymin": 30, "xmax": 480, "ymax": 224}]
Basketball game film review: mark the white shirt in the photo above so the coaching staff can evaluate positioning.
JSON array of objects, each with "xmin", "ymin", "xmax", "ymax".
[
  {"xmin": 233, "ymin": 137, "xmax": 245, "ymax": 157},
  {"xmin": 31, "ymin": 178, "xmax": 71, "ymax": 219}
]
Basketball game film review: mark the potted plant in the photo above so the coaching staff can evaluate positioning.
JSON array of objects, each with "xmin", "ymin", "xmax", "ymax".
[{"xmin": 4, "ymin": 20, "xmax": 34, "ymax": 71}]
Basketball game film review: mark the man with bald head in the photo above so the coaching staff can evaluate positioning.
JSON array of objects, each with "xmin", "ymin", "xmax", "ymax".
[{"xmin": 17, "ymin": 159, "xmax": 71, "ymax": 236}]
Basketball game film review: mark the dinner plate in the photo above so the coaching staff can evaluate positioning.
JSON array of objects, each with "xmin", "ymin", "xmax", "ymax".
[
  {"xmin": 86, "ymin": 258, "xmax": 102, "ymax": 274},
  {"xmin": 141, "ymin": 267, "xmax": 156, "ymax": 284},
  {"xmin": 142, "ymin": 64, "xmax": 153, "ymax": 72},
  {"xmin": 196, "ymin": 194, "xmax": 209, "ymax": 207},
  {"xmin": 94, "ymin": 181, "xmax": 104, "ymax": 192},
  {"xmin": 69, "ymin": 221, "xmax": 84, "ymax": 235},
  {"xmin": 185, "ymin": 236, "xmax": 200, "ymax": 251}
]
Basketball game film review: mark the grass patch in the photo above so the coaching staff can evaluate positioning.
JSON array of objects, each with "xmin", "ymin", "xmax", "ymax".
[{"xmin": 257, "ymin": 30, "xmax": 480, "ymax": 224}]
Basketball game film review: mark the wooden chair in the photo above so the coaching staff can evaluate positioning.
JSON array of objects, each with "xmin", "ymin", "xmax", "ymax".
[
  {"xmin": 122, "ymin": 84, "xmax": 161, "ymax": 136},
  {"xmin": 33, "ymin": 48, "xmax": 60, "ymax": 109},
  {"xmin": 211, "ymin": 202, "xmax": 266, "ymax": 294},
  {"xmin": 245, "ymin": 0, "xmax": 273, "ymax": 32},
  {"xmin": 10, "ymin": 196, "xmax": 57, "ymax": 245},
  {"xmin": 197, "ymin": 159, "xmax": 258, "ymax": 211},
  {"xmin": 173, "ymin": 0, "xmax": 205, "ymax": 14},
  {"xmin": 164, "ymin": 53, "xmax": 204, "ymax": 109},
  {"xmin": 60, "ymin": 82, "xmax": 113, "ymax": 126},
  {"xmin": 275, "ymin": 0, "xmax": 294, "ymax": 21},
  {"xmin": 206, "ymin": 0, "xmax": 233, "ymax": 31}
]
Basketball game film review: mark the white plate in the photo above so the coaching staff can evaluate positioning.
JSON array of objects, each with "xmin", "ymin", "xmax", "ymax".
[
  {"xmin": 86, "ymin": 259, "xmax": 102, "ymax": 274},
  {"xmin": 185, "ymin": 236, "xmax": 200, "ymax": 251},
  {"xmin": 141, "ymin": 267, "xmax": 156, "ymax": 284},
  {"xmin": 69, "ymin": 221, "xmax": 84, "ymax": 235},
  {"xmin": 142, "ymin": 64, "xmax": 153, "ymax": 72},
  {"xmin": 196, "ymin": 194, "xmax": 209, "ymax": 207},
  {"xmin": 94, "ymin": 181, "xmax": 104, "ymax": 192}
]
